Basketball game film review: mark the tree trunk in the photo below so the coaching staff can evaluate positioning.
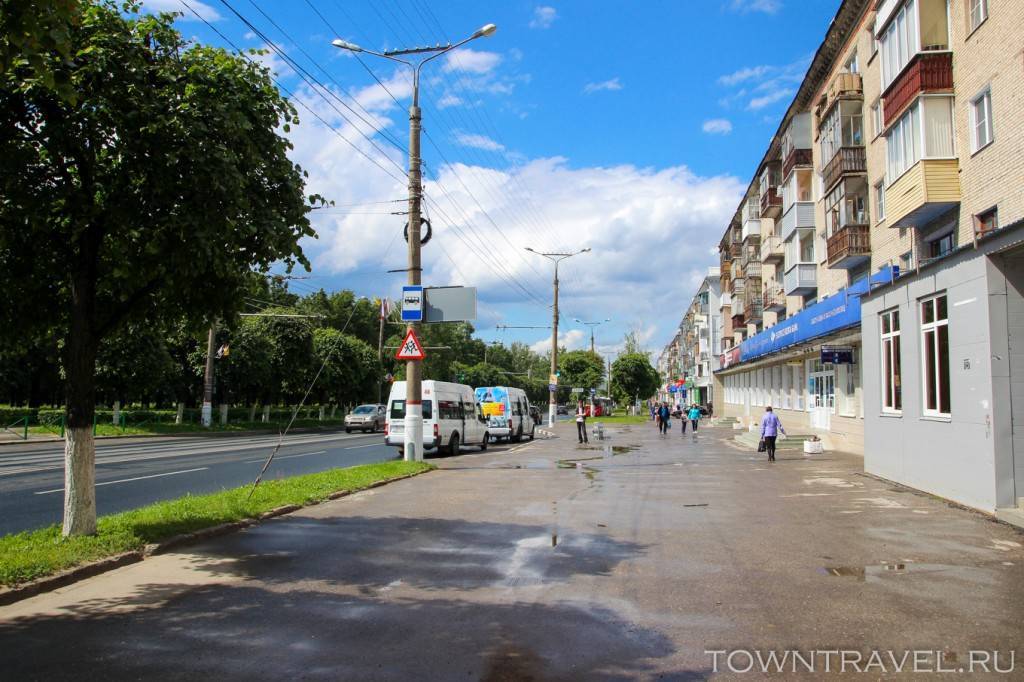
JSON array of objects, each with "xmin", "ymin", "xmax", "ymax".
[
  {"xmin": 175, "ymin": 402, "xmax": 184, "ymax": 425},
  {"xmin": 63, "ymin": 288, "xmax": 99, "ymax": 537},
  {"xmin": 262, "ymin": 404, "xmax": 270, "ymax": 423},
  {"xmin": 248, "ymin": 404, "xmax": 257, "ymax": 422}
]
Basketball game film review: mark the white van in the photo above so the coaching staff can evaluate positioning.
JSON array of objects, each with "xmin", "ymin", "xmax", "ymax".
[
  {"xmin": 474, "ymin": 386, "xmax": 535, "ymax": 442},
  {"xmin": 385, "ymin": 381, "xmax": 489, "ymax": 455}
]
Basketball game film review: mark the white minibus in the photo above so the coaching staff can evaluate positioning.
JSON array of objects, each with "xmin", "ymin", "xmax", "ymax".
[{"xmin": 385, "ymin": 381, "xmax": 489, "ymax": 456}]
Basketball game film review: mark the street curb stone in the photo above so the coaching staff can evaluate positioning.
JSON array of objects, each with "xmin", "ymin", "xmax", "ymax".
[{"xmin": 0, "ymin": 469, "xmax": 432, "ymax": 607}]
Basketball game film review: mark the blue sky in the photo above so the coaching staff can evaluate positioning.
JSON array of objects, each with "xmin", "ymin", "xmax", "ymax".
[{"xmin": 146, "ymin": 0, "xmax": 839, "ymax": 356}]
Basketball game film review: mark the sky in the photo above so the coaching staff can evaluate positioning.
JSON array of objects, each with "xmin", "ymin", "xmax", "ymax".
[{"xmin": 143, "ymin": 0, "xmax": 840, "ymax": 358}]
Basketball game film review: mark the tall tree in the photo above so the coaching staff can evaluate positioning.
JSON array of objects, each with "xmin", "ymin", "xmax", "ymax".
[
  {"xmin": 611, "ymin": 353, "xmax": 661, "ymax": 404},
  {"xmin": 0, "ymin": 2, "xmax": 319, "ymax": 535},
  {"xmin": 558, "ymin": 350, "xmax": 605, "ymax": 398}
]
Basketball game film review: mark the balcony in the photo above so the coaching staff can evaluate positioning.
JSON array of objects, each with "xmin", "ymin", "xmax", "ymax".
[
  {"xmin": 741, "ymin": 217, "xmax": 761, "ymax": 242},
  {"xmin": 887, "ymin": 159, "xmax": 961, "ymax": 228},
  {"xmin": 719, "ymin": 270, "xmax": 730, "ymax": 293},
  {"xmin": 729, "ymin": 242, "xmax": 742, "ymax": 259},
  {"xmin": 731, "ymin": 296, "xmax": 745, "ymax": 328},
  {"xmin": 822, "ymin": 146, "xmax": 866, "ymax": 192},
  {"xmin": 719, "ymin": 292, "xmax": 731, "ymax": 310},
  {"xmin": 782, "ymin": 147, "xmax": 813, "ymax": 179},
  {"xmin": 744, "ymin": 260, "xmax": 762, "ymax": 280},
  {"xmin": 826, "ymin": 223, "xmax": 871, "ymax": 269},
  {"xmin": 760, "ymin": 234, "xmax": 784, "ymax": 264},
  {"xmin": 883, "ymin": 52, "xmax": 953, "ymax": 127},
  {"xmin": 731, "ymin": 276, "xmax": 745, "ymax": 296},
  {"xmin": 780, "ymin": 201, "xmax": 816, "ymax": 242},
  {"xmin": 744, "ymin": 289, "xmax": 763, "ymax": 323},
  {"xmin": 763, "ymin": 280, "xmax": 786, "ymax": 312},
  {"xmin": 826, "ymin": 72, "xmax": 863, "ymax": 108},
  {"xmin": 784, "ymin": 263, "xmax": 817, "ymax": 296},
  {"xmin": 759, "ymin": 186, "xmax": 782, "ymax": 218}
]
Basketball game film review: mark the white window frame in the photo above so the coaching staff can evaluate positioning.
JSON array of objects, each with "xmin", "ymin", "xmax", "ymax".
[
  {"xmin": 969, "ymin": 88, "xmax": 993, "ymax": 153},
  {"xmin": 874, "ymin": 180, "xmax": 886, "ymax": 223},
  {"xmin": 967, "ymin": 0, "xmax": 988, "ymax": 34},
  {"xmin": 870, "ymin": 99, "xmax": 882, "ymax": 140},
  {"xmin": 886, "ymin": 96, "xmax": 956, "ymax": 185},
  {"xmin": 880, "ymin": 0, "xmax": 920, "ymax": 90},
  {"xmin": 920, "ymin": 294, "xmax": 951, "ymax": 417},
  {"xmin": 880, "ymin": 309, "xmax": 902, "ymax": 413}
]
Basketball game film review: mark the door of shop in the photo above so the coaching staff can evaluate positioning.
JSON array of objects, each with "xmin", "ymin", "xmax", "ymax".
[{"xmin": 808, "ymin": 359, "xmax": 834, "ymax": 431}]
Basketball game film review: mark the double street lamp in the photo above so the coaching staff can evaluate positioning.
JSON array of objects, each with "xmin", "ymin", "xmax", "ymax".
[
  {"xmin": 333, "ymin": 23, "xmax": 496, "ymax": 462},
  {"xmin": 574, "ymin": 317, "xmax": 611, "ymax": 354}
]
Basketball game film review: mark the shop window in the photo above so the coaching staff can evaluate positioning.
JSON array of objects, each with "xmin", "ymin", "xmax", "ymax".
[
  {"xmin": 920, "ymin": 294, "xmax": 950, "ymax": 416},
  {"xmin": 839, "ymin": 349, "xmax": 861, "ymax": 417},
  {"xmin": 808, "ymin": 359, "xmax": 836, "ymax": 413},
  {"xmin": 880, "ymin": 309, "xmax": 902, "ymax": 412},
  {"xmin": 794, "ymin": 365, "xmax": 805, "ymax": 410}
]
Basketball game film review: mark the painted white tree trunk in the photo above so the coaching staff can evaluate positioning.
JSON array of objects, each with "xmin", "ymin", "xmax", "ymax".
[
  {"xmin": 262, "ymin": 405, "xmax": 270, "ymax": 423},
  {"xmin": 318, "ymin": 406, "xmax": 325, "ymax": 421},
  {"xmin": 219, "ymin": 403, "xmax": 228, "ymax": 425},
  {"xmin": 175, "ymin": 402, "xmax": 184, "ymax": 425},
  {"xmin": 248, "ymin": 404, "xmax": 257, "ymax": 422},
  {"xmin": 330, "ymin": 405, "xmax": 337, "ymax": 419},
  {"xmin": 112, "ymin": 400, "xmax": 120, "ymax": 425},
  {"xmin": 63, "ymin": 426, "xmax": 96, "ymax": 536}
]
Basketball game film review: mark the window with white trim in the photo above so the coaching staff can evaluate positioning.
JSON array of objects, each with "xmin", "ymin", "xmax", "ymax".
[
  {"xmin": 870, "ymin": 99, "xmax": 882, "ymax": 139},
  {"xmin": 970, "ymin": 88, "xmax": 993, "ymax": 152},
  {"xmin": 874, "ymin": 180, "xmax": 886, "ymax": 222},
  {"xmin": 967, "ymin": 0, "xmax": 988, "ymax": 33},
  {"xmin": 920, "ymin": 294, "xmax": 950, "ymax": 416},
  {"xmin": 880, "ymin": 310, "xmax": 902, "ymax": 412},
  {"xmin": 886, "ymin": 102, "xmax": 920, "ymax": 181},
  {"xmin": 880, "ymin": 0, "xmax": 919, "ymax": 89}
]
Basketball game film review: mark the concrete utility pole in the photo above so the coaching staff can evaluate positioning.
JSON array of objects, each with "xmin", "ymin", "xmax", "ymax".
[
  {"xmin": 334, "ymin": 23, "xmax": 497, "ymax": 462},
  {"xmin": 526, "ymin": 248, "xmax": 591, "ymax": 426},
  {"xmin": 575, "ymin": 317, "xmax": 611, "ymax": 354}
]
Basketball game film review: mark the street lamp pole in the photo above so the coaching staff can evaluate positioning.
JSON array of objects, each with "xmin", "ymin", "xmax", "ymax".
[
  {"xmin": 526, "ymin": 247, "xmax": 591, "ymax": 427},
  {"xmin": 574, "ymin": 317, "xmax": 611, "ymax": 354},
  {"xmin": 334, "ymin": 24, "xmax": 496, "ymax": 462}
]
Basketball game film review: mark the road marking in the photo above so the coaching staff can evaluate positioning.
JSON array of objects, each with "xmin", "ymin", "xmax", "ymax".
[
  {"xmin": 343, "ymin": 444, "xmax": 382, "ymax": 450},
  {"xmin": 34, "ymin": 467, "xmax": 209, "ymax": 495},
  {"xmin": 244, "ymin": 450, "xmax": 327, "ymax": 463}
]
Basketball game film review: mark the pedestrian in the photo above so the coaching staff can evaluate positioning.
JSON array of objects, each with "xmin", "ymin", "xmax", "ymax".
[
  {"xmin": 657, "ymin": 402, "xmax": 670, "ymax": 435},
  {"xmin": 680, "ymin": 406, "xmax": 688, "ymax": 434},
  {"xmin": 650, "ymin": 401, "xmax": 657, "ymax": 422},
  {"xmin": 759, "ymin": 406, "xmax": 785, "ymax": 462},
  {"xmin": 688, "ymin": 403, "xmax": 701, "ymax": 434},
  {"xmin": 576, "ymin": 400, "xmax": 588, "ymax": 443},
  {"xmin": 707, "ymin": 401, "xmax": 714, "ymax": 417}
]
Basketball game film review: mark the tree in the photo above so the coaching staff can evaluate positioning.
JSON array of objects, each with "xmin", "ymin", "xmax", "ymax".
[
  {"xmin": 0, "ymin": 0, "xmax": 79, "ymax": 100},
  {"xmin": 0, "ymin": 2, "xmax": 319, "ymax": 535},
  {"xmin": 558, "ymin": 350, "xmax": 605, "ymax": 401},
  {"xmin": 611, "ymin": 353, "xmax": 661, "ymax": 404},
  {"xmin": 313, "ymin": 329, "xmax": 379, "ymax": 407}
]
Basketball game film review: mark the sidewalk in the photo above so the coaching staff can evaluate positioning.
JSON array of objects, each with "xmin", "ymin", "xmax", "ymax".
[{"xmin": 1, "ymin": 419, "xmax": 1022, "ymax": 678}]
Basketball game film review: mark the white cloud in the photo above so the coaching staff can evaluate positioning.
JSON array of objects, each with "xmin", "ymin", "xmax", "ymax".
[
  {"xmin": 454, "ymin": 132, "xmax": 505, "ymax": 153},
  {"xmin": 437, "ymin": 93, "xmax": 464, "ymax": 109},
  {"xmin": 748, "ymin": 87, "xmax": 793, "ymax": 110},
  {"xmin": 729, "ymin": 0, "xmax": 782, "ymax": 13},
  {"xmin": 702, "ymin": 119, "xmax": 733, "ymax": 135},
  {"xmin": 443, "ymin": 48, "xmax": 502, "ymax": 75},
  {"xmin": 583, "ymin": 77, "xmax": 622, "ymax": 94},
  {"xmin": 530, "ymin": 329, "xmax": 585, "ymax": 354},
  {"xmin": 718, "ymin": 65, "xmax": 773, "ymax": 86},
  {"xmin": 529, "ymin": 6, "xmax": 558, "ymax": 29},
  {"xmin": 141, "ymin": 0, "xmax": 221, "ymax": 21}
]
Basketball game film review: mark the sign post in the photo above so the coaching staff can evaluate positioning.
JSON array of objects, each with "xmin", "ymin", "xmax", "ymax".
[{"xmin": 401, "ymin": 285, "xmax": 423, "ymax": 323}]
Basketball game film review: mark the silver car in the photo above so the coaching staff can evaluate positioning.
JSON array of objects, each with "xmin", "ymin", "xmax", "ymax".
[{"xmin": 345, "ymin": 404, "xmax": 386, "ymax": 433}]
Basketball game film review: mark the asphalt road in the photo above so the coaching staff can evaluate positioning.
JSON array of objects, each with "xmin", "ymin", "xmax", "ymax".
[{"xmin": 0, "ymin": 430, "xmax": 400, "ymax": 536}]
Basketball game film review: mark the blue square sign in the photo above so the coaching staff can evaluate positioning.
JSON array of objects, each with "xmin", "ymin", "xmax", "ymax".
[{"xmin": 401, "ymin": 285, "xmax": 423, "ymax": 322}]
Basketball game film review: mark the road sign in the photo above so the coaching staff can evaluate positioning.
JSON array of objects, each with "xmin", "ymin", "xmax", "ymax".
[
  {"xmin": 401, "ymin": 285, "xmax": 423, "ymax": 322},
  {"xmin": 424, "ymin": 286, "xmax": 476, "ymax": 322},
  {"xmin": 590, "ymin": 388, "xmax": 597, "ymax": 396},
  {"xmin": 571, "ymin": 387, "xmax": 584, "ymax": 393},
  {"xmin": 548, "ymin": 383, "xmax": 557, "ymax": 392},
  {"xmin": 549, "ymin": 374, "xmax": 558, "ymax": 384},
  {"xmin": 395, "ymin": 328, "xmax": 426, "ymax": 361}
]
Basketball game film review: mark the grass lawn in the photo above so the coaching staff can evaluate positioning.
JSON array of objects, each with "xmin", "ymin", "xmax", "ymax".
[
  {"xmin": 0, "ymin": 460, "xmax": 432, "ymax": 587},
  {"xmin": 588, "ymin": 414, "xmax": 650, "ymax": 425},
  {"xmin": 27, "ymin": 419, "xmax": 348, "ymax": 439}
]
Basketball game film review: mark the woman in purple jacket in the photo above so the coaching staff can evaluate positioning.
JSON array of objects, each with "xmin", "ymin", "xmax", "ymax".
[{"xmin": 759, "ymin": 406, "xmax": 785, "ymax": 462}]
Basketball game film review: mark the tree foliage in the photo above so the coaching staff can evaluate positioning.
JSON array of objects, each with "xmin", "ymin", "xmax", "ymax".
[{"xmin": 611, "ymin": 353, "xmax": 661, "ymax": 403}]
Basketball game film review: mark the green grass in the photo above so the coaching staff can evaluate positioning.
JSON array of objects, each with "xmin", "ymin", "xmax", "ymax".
[
  {"xmin": 0, "ymin": 460, "xmax": 432, "ymax": 587},
  {"xmin": 587, "ymin": 414, "xmax": 650, "ymax": 424},
  {"xmin": 26, "ymin": 419, "xmax": 347, "ymax": 438}
]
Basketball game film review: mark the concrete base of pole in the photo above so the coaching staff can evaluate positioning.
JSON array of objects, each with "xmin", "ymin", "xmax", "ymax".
[
  {"xmin": 201, "ymin": 402, "xmax": 212, "ymax": 428},
  {"xmin": 403, "ymin": 407, "xmax": 423, "ymax": 462},
  {"xmin": 548, "ymin": 403, "xmax": 556, "ymax": 428}
]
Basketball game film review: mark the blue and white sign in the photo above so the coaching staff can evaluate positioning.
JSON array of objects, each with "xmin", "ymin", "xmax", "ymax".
[
  {"xmin": 738, "ymin": 266, "xmax": 898, "ymax": 364},
  {"xmin": 401, "ymin": 285, "xmax": 423, "ymax": 322}
]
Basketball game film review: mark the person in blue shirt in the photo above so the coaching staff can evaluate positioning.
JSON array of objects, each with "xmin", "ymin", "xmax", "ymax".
[
  {"xmin": 759, "ymin": 406, "xmax": 786, "ymax": 462},
  {"xmin": 657, "ymin": 402, "xmax": 671, "ymax": 435},
  {"xmin": 687, "ymin": 404, "xmax": 701, "ymax": 434}
]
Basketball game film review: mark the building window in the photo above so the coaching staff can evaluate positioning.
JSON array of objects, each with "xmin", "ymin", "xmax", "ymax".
[
  {"xmin": 839, "ymin": 349, "xmax": 860, "ymax": 417},
  {"xmin": 967, "ymin": 0, "xmax": 988, "ymax": 33},
  {"xmin": 880, "ymin": 309, "xmax": 902, "ymax": 412},
  {"xmin": 970, "ymin": 88, "xmax": 993, "ymax": 152},
  {"xmin": 920, "ymin": 294, "xmax": 950, "ymax": 416},
  {"xmin": 927, "ymin": 231, "xmax": 955, "ymax": 259},
  {"xmin": 886, "ymin": 97, "xmax": 955, "ymax": 183},
  {"xmin": 880, "ymin": 0, "xmax": 920, "ymax": 89},
  {"xmin": 870, "ymin": 99, "xmax": 882, "ymax": 139},
  {"xmin": 975, "ymin": 206, "xmax": 998, "ymax": 235},
  {"xmin": 900, "ymin": 250, "xmax": 913, "ymax": 272},
  {"xmin": 820, "ymin": 100, "xmax": 863, "ymax": 166},
  {"xmin": 845, "ymin": 51, "xmax": 859, "ymax": 74},
  {"xmin": 886, "ymin": 102, "xmax": 920, "ymax": 181},
  {"xmin": 808, "ymin": 359, "xmax": 835, "ymax": 413},
  {"xmin": 874, "ymin": 180, "xmax": 886, "ymax": 222}
]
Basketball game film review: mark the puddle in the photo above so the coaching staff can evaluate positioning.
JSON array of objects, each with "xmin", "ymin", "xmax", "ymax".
[
  {"xmin": 551, "ymin": 533, "xmax": 558, "ymax": 547},
  {"xmin": 682, "ymin": 503, "xmax": 709, "ymax": 508},
  {"xmin": 820, "ymin": 562, "xmax": 968, "ymax": 581},
  {"xmin": 607, "ymin": 444, "xmax": 641, "ymax": 456}
]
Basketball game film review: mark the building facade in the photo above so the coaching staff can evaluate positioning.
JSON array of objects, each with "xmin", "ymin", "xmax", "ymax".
[
  {"xmin": 685, "ymin": 0, "xmax": 1024, "ymax": 516},
  {"xmin": 657, "ymin": 268, "xmax": 721, "ymax": 407}
]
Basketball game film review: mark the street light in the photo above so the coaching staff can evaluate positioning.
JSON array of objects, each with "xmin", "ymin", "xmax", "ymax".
[
  {"xmin": 574, "ymin": 317, "xmax": 611, "ymax": 354},
  {"xmin": 333, "ymin": 24, "xmax": 496, "ymax": 463},
  {"xmin": 525, "ymin": 247, "xmax": 591, "ymax": 427}
]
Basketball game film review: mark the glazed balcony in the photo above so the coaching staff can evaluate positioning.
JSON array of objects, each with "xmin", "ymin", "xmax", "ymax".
[
  {"xmin": 760, "ymin": 234, "xmax": 784, "ymax": 264},
  {"xmin": 759, "ymin": 186, "xmax": 782, "ymax": 219},
  {"xmin": 763, "ymin": 280, "xmax": 786, "ymax": 312},
  {"xmin": 826, "ymin": 223, "xmax": 871, "ymax": 269},
  {"xmin": 882, "ymin": 52, "xmax": 953, "ymax": 127},
  {"xmin": 780, "ymin": 201, "xmax": 815, "ymax": 242},
  {"xmin": 783, "ymin": 262, "xmax": 817, "ymax": 296},
  {"xmin": 744, "ymin": 289, "xmax": 763, "ymax": 323},
  {"xmin": 782, "ymin": 147, "xmax": 812, "ymax": 179},
  {"xmin": 887, "ymin": 159, "xmax": 961, "ymax": 229},
  {"xmin": 822, "ymin": 146, "xmax": 866, "ymax": 192},
  {"xmin": 744, "ymin": 260, "xmax": 762, "ymax": 280}
]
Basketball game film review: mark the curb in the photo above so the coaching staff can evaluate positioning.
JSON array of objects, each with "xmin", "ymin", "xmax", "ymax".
[
  {"xmin": 0, "ymin": 426, "xmax": 350, "ymax": 448},
  {"xmin": 0, "ymin": 469, "xmax": 430, "ymax": 607}
]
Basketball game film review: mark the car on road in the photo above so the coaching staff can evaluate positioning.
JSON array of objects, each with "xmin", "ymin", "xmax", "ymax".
[
  {"xmin": 529, "ymin": 405, "xmax": 542, "ymax": 426},
  {"xmin": 556, "ymin": 404, "xmax": 569, "ymax": 415},
  {"xmin": 385, "ymin": 381, "xmax": 489, "ymax": 456},
  {"xmin": 345, "ymin": 404, "xmax": 386, "ymax": 433}
]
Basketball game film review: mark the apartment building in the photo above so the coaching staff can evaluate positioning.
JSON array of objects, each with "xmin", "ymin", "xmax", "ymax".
[
  {"xmin": 657, "ymin": 268, "xmax": 721, "ymax": 407},
  {"xmin": 704, "ymin": 0, "xmax": 1024, "ymax": 516}
]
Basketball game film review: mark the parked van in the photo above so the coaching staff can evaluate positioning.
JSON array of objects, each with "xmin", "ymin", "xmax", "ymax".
[
  {"xmin": 474, "ymin": 386, "xmax": 535, "ymax": 442},
  {"xmin": 385, "ymin": 381, "xmax": 489, "ymax": 456}
]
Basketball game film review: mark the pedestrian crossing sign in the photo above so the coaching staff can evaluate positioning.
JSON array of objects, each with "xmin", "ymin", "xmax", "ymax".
[{"xmin": 395, "ymin": 329, "xmax": 426, "ymax": 361}]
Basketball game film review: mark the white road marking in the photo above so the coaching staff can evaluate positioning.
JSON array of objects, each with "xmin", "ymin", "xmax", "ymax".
[
  {"xmin": 343, "ymin": 443, "xmax": 382, "ymax": 450},
  {"xmin": 244, "ymin": 450, "xmax": 327, "ymax": 463},
  {"xmin": 34, "ymin": 467, "xmax": 209, "ymax": 495}
]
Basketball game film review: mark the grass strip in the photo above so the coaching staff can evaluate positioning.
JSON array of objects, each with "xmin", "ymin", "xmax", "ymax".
[
  {"xmin": 588, "ymin": 415, "xmax": 650, "ymax": 424},
  {"xmin": 0, "ymin": 460, "xmax": 432, "ymax": 587}
]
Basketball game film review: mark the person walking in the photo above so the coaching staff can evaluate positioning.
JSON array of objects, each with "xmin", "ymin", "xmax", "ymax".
[
  {"xmin": 679, "ymin": 404, "xmax": 688, "ymax": 434},
  {"xmin": 576, "ymin": 400, "xmax": 588, "ymax": 443},
  {"xmin": 657, "ymin": 402, "xmax": 670, "ymax": 435},
  {"xmin": 759, "ymin": 406, "xmax": 785, "ymax": 462},
  {"xmin": 687, "ymin": 403, "xmax": 701, "ymax": 435}
]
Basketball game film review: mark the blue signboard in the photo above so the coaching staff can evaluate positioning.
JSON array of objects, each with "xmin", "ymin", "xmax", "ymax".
[
  {"xmin": 737, "ymin": 266, "xmax": 898, "ymax": 364},
  {"xmin": 401, "ymin": 285, "xmax": 423, "ymax": 322}
]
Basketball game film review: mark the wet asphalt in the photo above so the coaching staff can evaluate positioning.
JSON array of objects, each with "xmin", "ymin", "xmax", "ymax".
[{"xmin": 1, "ymin": 419, "xmax": 1023, "ymax": 680}]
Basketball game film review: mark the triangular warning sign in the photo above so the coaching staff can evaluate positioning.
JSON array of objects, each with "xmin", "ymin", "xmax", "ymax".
[{"xmin": 395, "ymin": 328, "xmax": 426, "ymax": 361}]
